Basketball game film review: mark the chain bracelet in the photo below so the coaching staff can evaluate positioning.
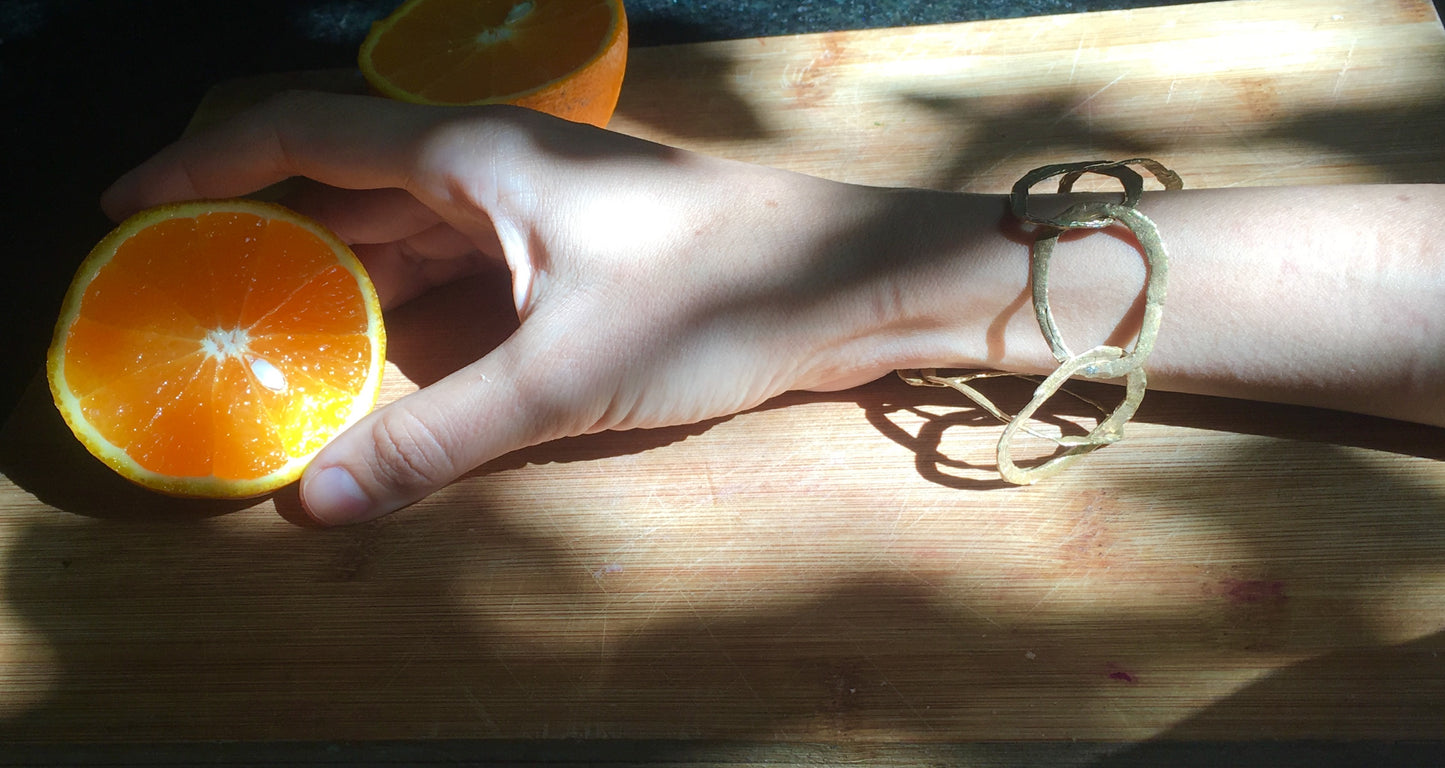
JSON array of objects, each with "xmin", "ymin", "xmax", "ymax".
[{"xmin": 900, "ymin": 159, "xmax": 1183, "ymax": 485}]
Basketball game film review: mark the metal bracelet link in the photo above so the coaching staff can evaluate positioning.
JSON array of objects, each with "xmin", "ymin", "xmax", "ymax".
[{"xmin": 901, "ymin": 158, "xmax": 1182, "ymax": 484}]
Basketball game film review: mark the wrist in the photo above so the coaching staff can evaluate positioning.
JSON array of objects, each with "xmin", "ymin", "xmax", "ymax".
[
  {"xmin": 791, "ymin": 187, "xmax": 1038, "ymax": 390},
  {"xmin": 798, "ymin": 184, "xmax": 1167, "ymax": 391}
]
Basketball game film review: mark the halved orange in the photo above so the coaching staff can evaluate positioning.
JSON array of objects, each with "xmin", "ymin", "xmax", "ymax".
[
  {"xmin": 358, "ymin": 0, "xmax": 628, "ymax": 127},
  {"xmin": 47, "ymin": 200, "xmax": 386, "ymax": 499}
]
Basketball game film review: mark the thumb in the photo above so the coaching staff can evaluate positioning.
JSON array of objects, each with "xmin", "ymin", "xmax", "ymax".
[{"xmin": 298, "ymin": 339, "xmax": 555, "ymax": 526}]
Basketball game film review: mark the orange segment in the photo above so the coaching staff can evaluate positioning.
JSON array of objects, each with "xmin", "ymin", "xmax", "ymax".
[
  {"xmin": 47, "ymin": 199, "xmax": 386, "ymax": 499},
  {"xmin": 249, "ymin": 265, "xmax": 371, "ymax": 336},
  {"xmin": 60, "ymin": 319, "xmax": 204, "ymax": 399},
  {"xmin": 80, "ymin": 221, "xmax": 210, "ymax": 337},
  {"xmin": 117, "ymin": 357, "xmax": 221, "ymax": 478},
  {"xmin": 209, "ymin": 356, "xmax": 291, "ymax": 480},
  {"xmin": 77, "ymin": 353, "xmax": 214, "ymax": 463},
  {"xmin": 359, "ymin": 0, "xmax": 628, "ymax": 127}
]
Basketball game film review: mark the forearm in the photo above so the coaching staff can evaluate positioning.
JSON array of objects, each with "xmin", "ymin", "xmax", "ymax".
[
  {"xmin": 95, "ymin": 93, "xmax": 1443, "ymax": 523},
  {"xmin": 835, "ymin": 183, "xmax": 1445, "ymax": 427}
]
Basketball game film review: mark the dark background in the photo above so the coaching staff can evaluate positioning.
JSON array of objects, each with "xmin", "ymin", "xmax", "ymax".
[{"xmin": 0, "ymin": 0, "xmax": 1226, "ymax": 421}]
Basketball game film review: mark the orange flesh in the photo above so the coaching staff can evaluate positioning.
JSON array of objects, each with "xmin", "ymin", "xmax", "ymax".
[
  {"xmin": 366, "ymin": 0, "xmax": 614, "ymax": 103},
  {"xmin": 62, "ymin": 212, "xmax": 374, "ymax": 481}
]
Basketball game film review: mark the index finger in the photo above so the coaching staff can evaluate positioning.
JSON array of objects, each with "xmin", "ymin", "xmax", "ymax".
[{"xmin": 100, "ymin": 91, "xmax": 445, "ymax": 220}]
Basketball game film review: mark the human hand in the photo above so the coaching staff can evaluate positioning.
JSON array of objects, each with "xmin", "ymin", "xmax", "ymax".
[{"xmin": 102, "ymin": 92, "xmax": 959, "ymax": 525}]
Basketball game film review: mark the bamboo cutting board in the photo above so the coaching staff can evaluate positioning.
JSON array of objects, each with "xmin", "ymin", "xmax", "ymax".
[{"xmin": 2, "ymin": 0, "xmax": 1444, "ymax": 751}]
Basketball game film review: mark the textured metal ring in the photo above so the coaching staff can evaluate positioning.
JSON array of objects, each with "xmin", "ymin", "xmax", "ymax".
[
  {"xmin": 1057, "ymin": 158, "xmax": 1184, "ymax": 197},
  {"xmin": 1030, "ymin": 201, "xmax": 1169, "ymax": 380},
  {"xmin": 996, "ymin": 346, "xmax": 1148, "ymax": 485},
  {"xmin": 899, "ymin": 158, "xmax": 1181, "ymax": 486},
  {"xmin": 1010, "ymin": 160, "xmax": 1144, "ymax": 229}
]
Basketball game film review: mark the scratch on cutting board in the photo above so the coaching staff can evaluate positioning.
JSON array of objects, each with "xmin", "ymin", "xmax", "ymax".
[
  {"xmin": 1053, "ymin": 72, "xmax": 1127, "ymax": 127},
  {"xmin": 1068, "ymin": 36, "xmax": 1086, "ymax": 84},
  {"xmin": 704, "ymin": 462, "xmax": 720, "ymax": 506},
  {"xmin": 462, "ymin": 685, "xmax": 501, "ymax": 735},
  {"xmin": 850, "ymin": 496, "xmax": 920, "ymax": 572},
  {"xmin": 953, "ymin": 598, "xmax": 1003, "ymax": 629},
  {"xmin": 619, "ymin": 591, "xmax": 669, "ymax": 640},
  {"xmin": 1221, "ymin": 158, "xmax": 1312, "ymax": 187},
  {"xmin": 382, "ymin": 647, "xmax": 420, "ymax": 688},
  {"xmin": 846, "ymin": 627, "xmax": 938, "ymax": 733},
  {"xmin": 1331, "ymin": 37, "xmax": 1358, "ymax": 102},
  {"xmin": 684, "ymin": 593, "xmax": 765, "ymax": 705}
]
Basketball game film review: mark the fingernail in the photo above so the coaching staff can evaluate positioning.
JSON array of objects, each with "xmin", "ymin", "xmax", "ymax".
[{"xmin": 302, "ymin": 466, "xmax": 372, "ymax": 526}]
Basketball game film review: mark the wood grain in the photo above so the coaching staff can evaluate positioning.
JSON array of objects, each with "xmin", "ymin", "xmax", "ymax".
[
  {"xmin": 2, "ymin": 0, "xmax": 1444, "ymax": 747},
  {"xmin": 606, "ymin": 0, "xmax": 1445, "ymax": 190}
]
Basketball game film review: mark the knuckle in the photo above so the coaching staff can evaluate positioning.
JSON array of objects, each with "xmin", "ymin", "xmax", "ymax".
[{"xmin": 365, "ymin": 407, "xmax": 456, "ymax": 493}]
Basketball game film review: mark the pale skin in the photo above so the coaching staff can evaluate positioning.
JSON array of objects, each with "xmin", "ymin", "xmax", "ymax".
[{"xmin": 100, "ymin": 92, "xmax": 1445, "ymax": 526}]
